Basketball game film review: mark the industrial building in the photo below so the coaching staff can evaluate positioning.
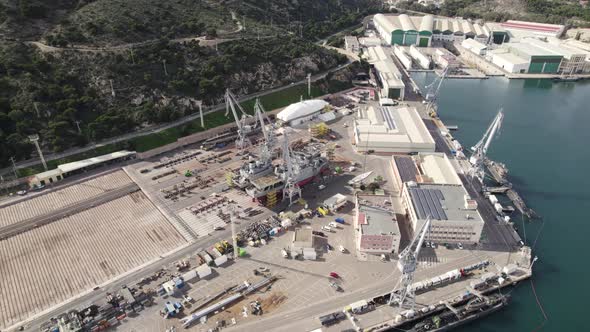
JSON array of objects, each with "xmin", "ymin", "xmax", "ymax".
[
  {"xmin": 500, "ymin": 20, "xmax": 565, "ymax": 38},
  {"xmin": 402, "ymin": 182, "xmax": 484, "ymax": 245},
  {"xmin": 276, "ymin": 99, "xmax": 329, "ymax": 126},
  {"xmin": 409, "ymin": 45, "xmax": 431, "ymax": 69},
  {"xmin": 29, "ymin": 150, "xmax": 137, "ymax": 187},
  {"xmin": 522, "ymin": 38, "xmax": 590, "ymax": 73},
  {"xmin": 373, "ymin": 14, "xmax": 492, "ymax": 47},
  {"xmin": 461, "ymin": 38, "xmax": 488, "ymax": 56},
  {"xmin": 490, "ymin": 42, "xmax": 563, "ymax": 74},
  {"xmin": 354, "ymin": 196, "xmax": 401, "ymax": 254},
  {"xmin": 365, "ymin": 46, "xmax": 406, "ymax": 99},
  {"xmin": 391, "ymin": 152, "xmax": 461, "ymax": 192},
  {"xmin": 489, "ymin": 50, "xmax": 530, "ymax": 73},
  {"xmin": 353, "ymin": 106, "xmax": 435, "ymax": 154},
  {"xmin": 374, "ymin": 60, "xmax": 406, "ymax": 100}
]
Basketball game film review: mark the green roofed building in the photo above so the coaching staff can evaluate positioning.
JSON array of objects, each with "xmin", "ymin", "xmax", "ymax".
[{"xmin": 374, "ymin": 14, "xmax": 491, "ymax": 47}]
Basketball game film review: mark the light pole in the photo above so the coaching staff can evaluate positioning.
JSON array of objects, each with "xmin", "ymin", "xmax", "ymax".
[{"xmin": 28, "ymin": 135, "xmax": 48, "ymax": 171}]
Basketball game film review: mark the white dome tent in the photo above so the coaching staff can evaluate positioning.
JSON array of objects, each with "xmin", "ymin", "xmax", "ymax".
[{"xmin": 277, "ymin": 99, "xmax": 329, "ymax": 126}]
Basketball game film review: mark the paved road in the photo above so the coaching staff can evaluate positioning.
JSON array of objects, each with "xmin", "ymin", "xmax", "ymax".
[
  {"xmin": 0, "ymin": 62, "xmax": 352, "ymax": 178},
  {"xmin": 0, "ymin": 183, "xmax": 139, "ymax": 240}
]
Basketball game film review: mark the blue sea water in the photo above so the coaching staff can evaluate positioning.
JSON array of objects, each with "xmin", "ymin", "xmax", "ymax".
[{"xmin": 411, "ymin": 74, "xmax": 590, "ymax": 331}]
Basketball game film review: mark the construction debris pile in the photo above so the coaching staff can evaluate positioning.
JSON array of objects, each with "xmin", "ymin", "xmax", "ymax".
[{"xmin": 236, "ymin": 216, "xmax": 283, "ymax": 246}]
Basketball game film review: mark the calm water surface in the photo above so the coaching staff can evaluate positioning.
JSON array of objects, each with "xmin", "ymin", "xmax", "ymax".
[{"xmin": 411, "ymin": 73, "xmax": 590, "ymax": 331}]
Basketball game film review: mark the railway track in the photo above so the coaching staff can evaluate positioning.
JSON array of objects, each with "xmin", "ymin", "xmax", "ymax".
[{"xmin": 0, "ymin": 183, "xmax": 139, "ymax": 240}]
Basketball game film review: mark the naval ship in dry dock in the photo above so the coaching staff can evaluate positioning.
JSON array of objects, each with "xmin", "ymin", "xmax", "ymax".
[
  {"xmin": 244, "ymin": 144, "xmax": 330, "ymax": 202},
  {"xmin": 402, "ymin": 294, "xmax": 510, "ymax": 332}
]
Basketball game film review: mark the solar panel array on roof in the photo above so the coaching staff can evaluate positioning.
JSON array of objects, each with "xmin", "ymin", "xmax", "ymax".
[
  {"xmin": 380, "ymin": 107, "xmax": 397, "ymax": 130},
  {"xmin": 394, "ymin": 156, "xmax": 418, "ymax": 183},
  {"xmin": 409, "ymin": 188, "xmax": 448, "ymax": 220}
]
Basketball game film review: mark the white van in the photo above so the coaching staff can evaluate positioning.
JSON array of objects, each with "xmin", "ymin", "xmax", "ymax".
[{"xmin": 339, "ymin": 245, "xmax": 346, "ymax": 253}]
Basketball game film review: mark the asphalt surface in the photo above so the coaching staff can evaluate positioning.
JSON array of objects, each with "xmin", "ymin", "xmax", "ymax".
[{"xmin": 0, "ymin": 183, "xmax": 139, "ymax": 240}]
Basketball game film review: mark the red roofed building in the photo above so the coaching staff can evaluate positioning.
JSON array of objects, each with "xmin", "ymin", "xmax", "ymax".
[{"xmin": 500, "ymin": 20, "xmax": 565, "ymax": 37}]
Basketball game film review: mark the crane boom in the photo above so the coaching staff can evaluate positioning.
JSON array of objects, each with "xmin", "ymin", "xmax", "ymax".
[
  {"xmin": 225, "ymin": 89, "xmax": 252, "ymax": 151},
  {"xmin": 469, "ymin": 108, "xmax": 504, "ymax": 183},
  {"xmin": 389, "ymin": 216, "xmax": 432, "ymax": 308}
]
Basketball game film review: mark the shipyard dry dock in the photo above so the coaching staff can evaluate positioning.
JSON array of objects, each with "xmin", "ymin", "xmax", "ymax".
[{"xmin": 0, "ymin": 170, "xmax": 186, "ymax": 329}]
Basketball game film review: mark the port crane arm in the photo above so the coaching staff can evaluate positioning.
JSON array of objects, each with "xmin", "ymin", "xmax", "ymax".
[
  {"xmin": 254, "ymin": 98, "xmax": 270, "ymax": 144},
  {"xmin": 388, "ymin": 216, "xmax": 432, "ymax": 307}
]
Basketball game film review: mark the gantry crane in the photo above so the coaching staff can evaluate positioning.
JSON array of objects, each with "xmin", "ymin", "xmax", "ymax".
[
  {"xmin": 424, "ymin": 66, "xmax": 448, "ymax": 118},
  {"xmin": 253, "ymin": 98, "xmax": 274, "ymax": 163},
  {"xmin": 388, "ymin": 216, "xmax": 432, "ymax": 308},
  {"xmin": 469, "ymin": 108, "xmax": 504, "ymax": 183},
  {"xmin": 280, "ymin": 130, "xmax": 301, "ymax": 205},
  {"xmin": 225, "ymin": 89, "xmax": 253, "ymax": 151}
]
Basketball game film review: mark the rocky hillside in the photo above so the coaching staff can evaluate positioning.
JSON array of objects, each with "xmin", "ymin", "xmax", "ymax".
[
  {"xmin": 0, "ymin": 36, "xmax": 346, "ymax": 164},
  {"xmin": 0, "ymin": 0, "xmax": 383, "ymax": 168}
]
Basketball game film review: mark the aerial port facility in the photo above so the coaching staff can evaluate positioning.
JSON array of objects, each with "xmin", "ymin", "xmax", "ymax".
[{"xmin": 0, "ymin": 12, "xmax": 550, "ymax": 332}]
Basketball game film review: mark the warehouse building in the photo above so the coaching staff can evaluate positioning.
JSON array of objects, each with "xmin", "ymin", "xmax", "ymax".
[
  {"xmin": 489, "ymin": 49, "xmax": 530, "ymax": 73},
  {"xmin": 374, "ymin": 14, "xmax": 492, "ymax": 47},
  {"xmin": 409, "ymin": 45, "xmax": 431, "ymax": 69},
  {"xmin": 353, "ymin": 106, "xmax": 435, "ymax": 154},
  {"xmin": 391, "ymin": 152, "xmax": 461, "ymax": 192},
  {"xmin": 461, "ymin": 38, "xmax": 488, "ymax": 56},
  {"xmin": 500, "ymin": 20, "xmax": 565, "ymax": 38},
  {"xmin": 355, "ymin": 196, "xmax": 401, "ymax": 255},
  {"xmin": 374, "ymin": 14, "xmax": 433, "ymax": 47},
  {"xmin": 276, "ymin": 99, "xmax": 329, "ymax": 126},
  {"xmin": 402, "ymin": 182, "xmax": 484, "ymax": 245},
  {"xmin": 523, "ymin": 38, "xmax": 590, "ymax": 73},
  {"xmin": 29, "ymin": 150, "xmax": 137, "ymax": 187},
  {"xmin": 507, "ymin": 42, "xmax": 563, "ymax": 73},
  {"xmin": 374, "ymin": 59, "xmax": 406, "ymax": 100}
]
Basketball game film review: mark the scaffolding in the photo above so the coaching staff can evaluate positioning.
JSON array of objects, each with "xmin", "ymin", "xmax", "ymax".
[
  {"xmin": 225, "ymin": 172, "xmax": 235, "ymax": 187},
  {"xmin": 266, "ymin": 190, "xmax": 278, "ymax": 208},
  {"xmin": 309, "ymin": 122, "xmax": 329, "ymax": 138}
]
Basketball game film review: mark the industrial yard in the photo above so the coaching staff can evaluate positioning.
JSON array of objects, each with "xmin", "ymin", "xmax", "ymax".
[
  {"xmin": 0, "ymin": 171, "xmax": 185, "ymax": 329},
  {"xmin": 0, "ymin": 12, "xmax": 553, "ymax": 332}
]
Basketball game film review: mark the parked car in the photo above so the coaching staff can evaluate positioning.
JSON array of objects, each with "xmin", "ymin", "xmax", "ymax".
[
  {"xmin": 213, "ymin": 226, "xmax": 224, "ymax": 231},
  {"xmin": 313, "ymin": 231, "xmax": 327, "ymax": 237},
  {"xmin": 339, "ymin": 245, "xmax": 346, "ymax": 253},
  {"xmin": 329, "ymin": 272, "xmax": 340, "ymax": 279},
  {"xmin": 457, "ymin": 243, "xmax": 464, "ymax": 250}
]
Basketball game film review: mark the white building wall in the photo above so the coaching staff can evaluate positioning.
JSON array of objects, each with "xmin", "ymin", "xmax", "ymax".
[
  {"xmin": 393, "ymin": 45, "xmax": 413, "ymax": 70},
  {"xmin": 409, "ymin": 45, "xmax": 431, "ymax": 69},
  {"xmin": 491, "ymin": 53, "xmax": 529, "ymax": 73},
  {"xmin": 402, "ymin": 185, "xmax": 484, "ymax": 244}
]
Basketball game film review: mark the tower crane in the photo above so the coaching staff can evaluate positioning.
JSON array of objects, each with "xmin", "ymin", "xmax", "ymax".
[
  {"xmin": 424, "ymin": 66, "xmax": 448, "ymax": 118},
  {"xmin": 469, "ymin": 108, "xmax": 504, "ymax": 183},
  {"xmin": 225, "ymin": 89, "xmax": 253, "ymax": 151},
  {"xmin": 388, "ymin": 216, "xmax": 432, "ymax": 308}
]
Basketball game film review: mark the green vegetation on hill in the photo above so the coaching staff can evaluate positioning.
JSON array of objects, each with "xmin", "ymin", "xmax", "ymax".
[
  {"xmin": 236, "ymin": 0, "xmax": 384, "ymax": 40},
  {"xmin": 399, "ymin": 0, "xmax": 590, "ymax": 25},
  {"xmin": 46, "ymin": 0, "xmax": 234, "ymax": 46},
  {"xmin": 0, "ymin": 36, "xmax": 346, "ymax": 167}
]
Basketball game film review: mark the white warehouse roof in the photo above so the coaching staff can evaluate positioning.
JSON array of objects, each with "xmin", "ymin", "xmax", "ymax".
[
  {"xmin": 354, "ymin": 106, "xmax": 435, "ymax": 153},
  {"xmin": 58, "ymin": 150, "xmax": 136, "ymax": 174},
  {"xmin": 277, "ymin": 99, "xmax": 329, "ymax": 123}
]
